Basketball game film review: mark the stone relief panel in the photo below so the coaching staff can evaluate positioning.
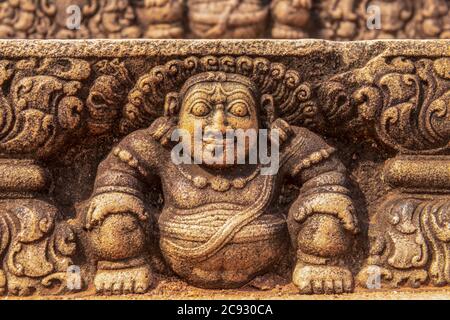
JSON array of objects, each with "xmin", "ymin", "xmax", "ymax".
[
  {"xmin": 0, "ymin": 40, "xmax": 447, "ymax": 297},
  {"xmin": 0, "ymin": 0, "xmax": 448, "ymax": 39},
  {"xmin": 317, "ymin": 52, "xmax": 450, "ymax": 289}
]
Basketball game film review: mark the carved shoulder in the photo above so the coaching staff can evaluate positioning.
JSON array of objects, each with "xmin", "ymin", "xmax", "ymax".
[{"xmin": 103, "ymin": 128, "xmax": 168, "ymax": 177}]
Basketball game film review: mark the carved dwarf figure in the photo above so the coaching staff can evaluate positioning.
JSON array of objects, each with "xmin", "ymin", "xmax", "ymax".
[
  {"xmin": 88, "ymin": 0, "xmax": 141, "ymax": 38},
  {"xmin": 50, "ymin": 0, "xmax": 96, "ymax": 39},
  {"xmin": 85, "ymin": 56, "xmax": 358, "ymax": 295},
  {"xmin": 359, "ymin": 0, "xmax": 414, "ymax": 39},
  {"xmin": 318, "ymin": 0, "xmax": 359, "ymax": 40},
  {"xmin": 0, "ymin": 0, "xmax": 53, "ymax": 38},
  {"xmin": 271, "ymin": 0, "xmax": 312, "ymax": 38},
  {"xmin": 135, "ymin": 0, "xmax": 184, "ymax": 38},
  {"xmin": 187, "ymin": 0, "xmax": 269, "ymax": 38},
  {"xmin": 416, "ymin": 0, "xmax": 450, "ymax": 39}
]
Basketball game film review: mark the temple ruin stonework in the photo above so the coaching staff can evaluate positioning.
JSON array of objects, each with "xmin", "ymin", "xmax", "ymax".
[{"xmin": 0, "ymin": 0, "xmax": 448, "ymax": 301}]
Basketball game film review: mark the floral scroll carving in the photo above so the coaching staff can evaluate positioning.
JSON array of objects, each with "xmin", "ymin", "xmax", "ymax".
[{"xmin": 318, "ymin": 56, "xmax": 450, "ymax": 154}]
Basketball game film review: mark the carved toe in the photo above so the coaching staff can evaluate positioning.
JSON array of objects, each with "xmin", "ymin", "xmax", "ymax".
[
  {"xmin": 94, "ymin": 264, "xmax": 152, "ymax": 295},
  {"xmin": 293, "ymin": 262, "xmax": 354, "ymax": 295}
]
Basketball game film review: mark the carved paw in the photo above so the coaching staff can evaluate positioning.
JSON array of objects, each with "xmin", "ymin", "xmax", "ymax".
[
  {"xmin": 293, "ymin": 263, "xmax": 354, "ymax": 295},
  {"xmin": 94, "ymin": 265, "xmax": 153, "ymax": 295}
]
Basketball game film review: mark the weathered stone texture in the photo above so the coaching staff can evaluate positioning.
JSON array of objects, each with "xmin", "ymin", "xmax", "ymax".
[
  {"xmin": 0, "ymin": 39, "xmax": 448, "ymax": 297},
  {"xmin": 0, "ymin": 0, "xmax": 448, "ymax": 40}
]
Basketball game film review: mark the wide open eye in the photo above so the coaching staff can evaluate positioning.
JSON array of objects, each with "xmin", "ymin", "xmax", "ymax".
[
  {"xmin": 190, "ymin": 101, "xmax": 211, "ymax": 117},
  {"xmin": 228, "ymin": 101, "xmax": 249, "ymax": 117}
]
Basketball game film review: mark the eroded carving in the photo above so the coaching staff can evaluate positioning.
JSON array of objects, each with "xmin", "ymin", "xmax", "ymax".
[
  {"xmin": 0, "ymin": 159, "xmax": 77, "ymax": 296},
  {"xmin": 0, "ymin": 41, "xmax": 447, "ymax": 298},
  {"xmin": 0, "ymin": 0, "xmax": 449, "ymax": 39},
  {"xmin": 187, "ymin": 0, "xmax": 269, "ymax": 38},
  {"xmin": 358, "ymin": 156, "xmax": 450, "ymax": 289},
  {"xmin": 319, "ymin": 56, "xmax": 450, "ymax": 154},
  {"xmin": 85, "ymin": 56, "xmax": 358, "ymax": 295}
]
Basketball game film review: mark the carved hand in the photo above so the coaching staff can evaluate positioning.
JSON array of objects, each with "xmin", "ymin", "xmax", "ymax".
[
  {"xmin": 86, "ymin": 192, "xmax": 148, "ymax": 230},
  {"xmin": 291, "ymin": 192, "xmax": 358, "ymax": 234}
]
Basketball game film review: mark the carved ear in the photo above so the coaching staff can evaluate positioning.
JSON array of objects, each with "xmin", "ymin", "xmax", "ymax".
[
  {"xmin": 260, "ymin": 94, "xmax": 277, "ymax": 126},
  {"xmin": 164, "ymin": 92, "xmax": 180, "ymax": 117}
]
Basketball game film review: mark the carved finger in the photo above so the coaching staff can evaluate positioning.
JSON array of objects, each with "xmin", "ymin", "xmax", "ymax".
[
  {"xmin": 103, "ymin": 281, "xmax": 113, "ymax": 296},
  {"xmin": 297, "ymin": 193, "xmax": 358, "ymax": 233},
  {"xmin": 89, "ymin": 206, "xmax": 110, "ymax": 229},
  {"xmin": 293, "ymin": 203, "xmax": 313, "ymax": 222},
  {"xmin": 95, "ymin": 281, "xmax": 105, "ymax": 294},
  {"xmin": 337, "ymin": 206, "xmax": 358, "ymax": 234},
  {"xmin": 85, "ymin": 203, "xmax": 96, "ymax": 228},
  {"xmin": 135, "ymin": 284, "xmax": 146, "ymax": 294}
]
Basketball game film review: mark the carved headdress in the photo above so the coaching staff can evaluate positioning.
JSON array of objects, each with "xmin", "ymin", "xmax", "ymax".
[{"xmin": 122, "ymin": 56, "xmax": 315, "ymax": 133}]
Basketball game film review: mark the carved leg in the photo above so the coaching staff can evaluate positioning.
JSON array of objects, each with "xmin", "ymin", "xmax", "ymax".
[
  {"xmin": 89, "ymin": 213, "xmax": 152, "ymax": 295},
  {"xmin": 290, "ymin": 214, "xmax": 354, "ymax": 294}
]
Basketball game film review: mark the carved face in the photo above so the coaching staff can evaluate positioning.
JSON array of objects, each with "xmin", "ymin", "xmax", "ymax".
[{"xmin": 177, "ymin": 81, "xmax": 259, "ymax": 167}]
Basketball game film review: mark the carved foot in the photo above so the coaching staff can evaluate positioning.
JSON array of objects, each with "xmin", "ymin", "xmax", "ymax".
[
  {"xmin": 94, "ymin": 260, "xmax": 153, "ymax": 295},
  {"xmin": 293, "ymin": 262, "xmax": 354, "ymax": 295},
  {"xmin": 0, "ymin": 270, "xmax": 5, "ymax": 295}
]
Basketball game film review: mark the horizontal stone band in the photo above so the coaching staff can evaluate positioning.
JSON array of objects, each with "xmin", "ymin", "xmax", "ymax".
[
  {"xmin": 384, "ymin": 156, "xmax": 450, "ymax": 191},
  {"xmin": 0, "ymin": 160, "xmax": 50, "ymax": 194}
]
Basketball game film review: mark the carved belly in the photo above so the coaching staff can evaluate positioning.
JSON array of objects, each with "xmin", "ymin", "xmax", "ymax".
[
  {"xmin": 158, "ymin": 204, "xmax": 288, "ymax": 288},
  {"xmin": 159, "ymin": 203, "xmax": 286, "ymax": 243}
]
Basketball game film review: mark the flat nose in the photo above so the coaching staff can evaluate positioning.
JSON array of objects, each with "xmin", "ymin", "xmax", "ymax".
[{"xmin": 211, "ymin": 107, "xmax": 227, "ymax": 134}]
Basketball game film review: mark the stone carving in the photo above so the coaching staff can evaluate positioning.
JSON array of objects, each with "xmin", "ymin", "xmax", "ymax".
[
  {"xmin": 358, "ymin": 0, "xmax": 415, "ymax": 39},
  {"xmin": 0, "ymin": 159, "xmax": 77, "ymax": 296},
  {"xmin": 135, "ymin": 0, "xmax": 184, "ymax": 38},
  {"xmin": 187, "ymin": 0, "xmax": 269, "ymax": 38},
  {"xmin": 0, "ymin": 58, "xmax": 90, "ymax": 159},
  {"xmin": 0, "ymin": 0, "xmax": 449, "ymax": 39},
  {"xmin": 317, "ymin": 50, "xmax": 450, "ymax": 289},
  {"xmin": 270, "ymin": 0, "xmax": 311, "ymax": 38},
  {"xmin": 0, "ymin": 196, "xmax": 77, "ymax": 296},
  {"xmin": 318, "ymin": 0, "xmax": 359, "ymax": 40},
  {"xmin": 86, "ymin": 56, "xmax": 358, "ymax": 295},
  {"xmin": 415, "ymin": 0, "xmax": 450, "ymax": 39},
  {"xmin": 0, "ymin": 40, "xmax": 447, "ymax": 298},
  {"xmin": 318, "ymin": 56, "xmax": 450, "ymax": 154},
  {"xmin": 88, "ymin": 0, "xmax": 141, "ymax": 39},
  {"xmin": 357, "ymin": 156, "xmax": 450, "ymax": 288},
  {"xmin": 87, "ymin": 58, "xmax": 133, "ymax": 135}
]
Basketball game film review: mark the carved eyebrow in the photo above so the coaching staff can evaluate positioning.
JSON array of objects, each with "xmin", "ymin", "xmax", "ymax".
[
  {"xmin": 186, "ymin": 87, "xmax": 216, "ymax": 96},
  {"xmin": 222, "ymin": 88, "xmax": 255, "ymax": 98}
]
